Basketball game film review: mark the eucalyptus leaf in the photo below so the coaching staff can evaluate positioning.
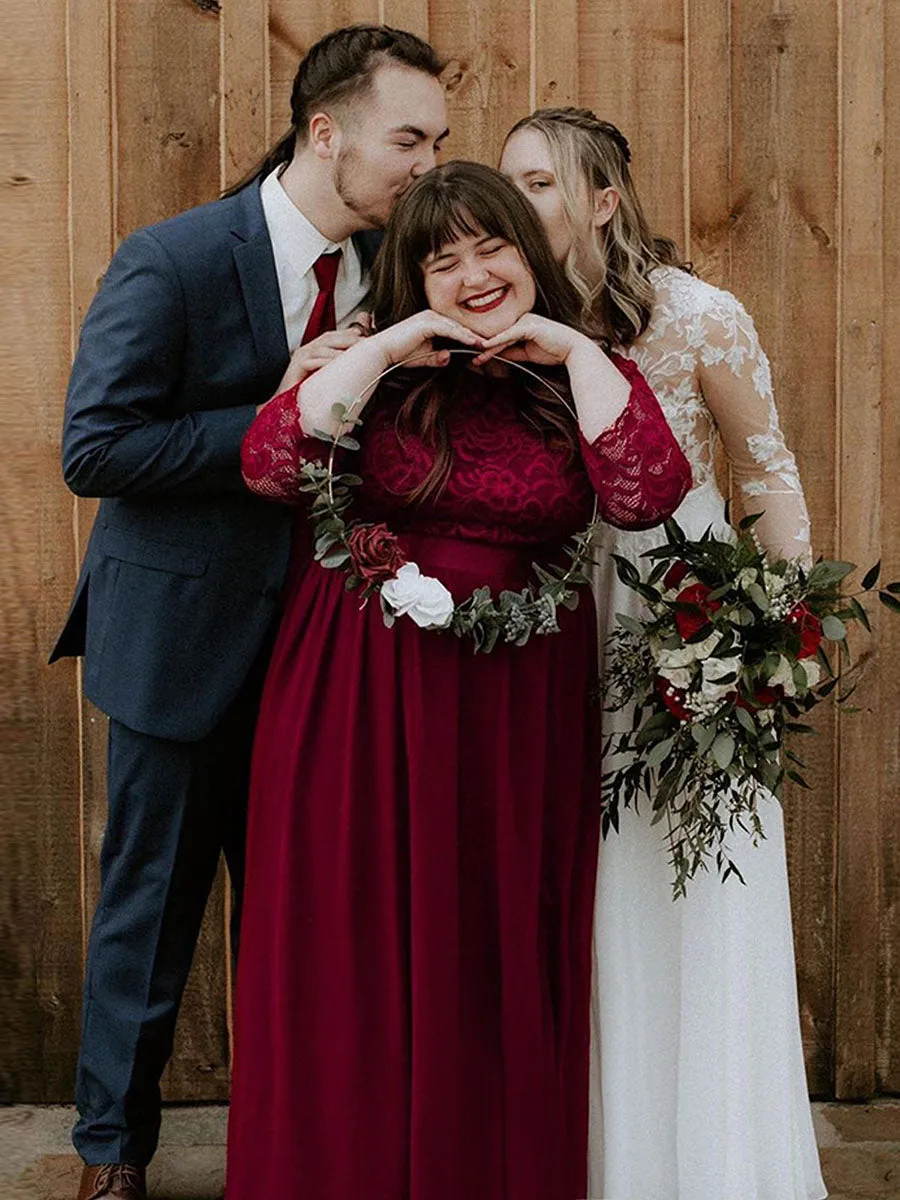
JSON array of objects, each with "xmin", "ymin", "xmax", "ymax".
[
  {"xmin": 712, "ymin": 732, "xmax": 735, "ymax": 770},
  {"xmin": 645, "ymin": 736, "xmax": 676, "ymax": 770},
  {"xmin": 822, "ymin": 615, "xmax": 847, "ymax": 641}
]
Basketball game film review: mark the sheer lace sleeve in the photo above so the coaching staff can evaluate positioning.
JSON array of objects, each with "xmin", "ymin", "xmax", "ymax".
[
  {"xmin": 697, "ymin": 295, "xmax": 812, "ymax": 565},
  {"xmin": 241, "ymin": 382, "xmax": 331, "ymax": 503},
  {"xmin": 580, "ymin": 356, "xmax": 692, "ymax": 530}
]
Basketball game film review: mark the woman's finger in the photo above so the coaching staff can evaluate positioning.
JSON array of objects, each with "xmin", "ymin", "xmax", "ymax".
[{"xmin": 407, "ymin": 349, "xmax": 452, "ymax": 369}]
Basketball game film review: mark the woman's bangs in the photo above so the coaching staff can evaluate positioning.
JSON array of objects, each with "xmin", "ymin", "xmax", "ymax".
[{"xmin": 408, "ymin": 186, "xmax": 516, "ymax": 262}]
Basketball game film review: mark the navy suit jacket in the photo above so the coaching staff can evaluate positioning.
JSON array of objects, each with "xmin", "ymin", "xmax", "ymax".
[{"xmin": 51, "ymin": 180, "xmax": 379, "ymax": 742}]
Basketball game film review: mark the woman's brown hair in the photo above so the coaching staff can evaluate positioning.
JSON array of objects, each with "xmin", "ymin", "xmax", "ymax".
[{"xmin": 369, "ymin": 161, "xmax": 599, "ymax": 502}]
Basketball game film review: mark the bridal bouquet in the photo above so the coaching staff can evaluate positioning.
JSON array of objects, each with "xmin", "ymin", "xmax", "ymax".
[{"xmin": 602, "ymin": 516, "xmax": 900, "ymax": 897}]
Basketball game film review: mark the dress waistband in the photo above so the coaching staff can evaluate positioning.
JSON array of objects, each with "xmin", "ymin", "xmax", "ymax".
[{"xmin": 397, "ymin": 532, "xmax": 557, "ymax": 583}]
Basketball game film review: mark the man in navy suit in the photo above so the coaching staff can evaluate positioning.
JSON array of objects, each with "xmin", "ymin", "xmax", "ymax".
[{"xmin": 52, "ymin": 24, "xmax": 449, "ymax": 1200}]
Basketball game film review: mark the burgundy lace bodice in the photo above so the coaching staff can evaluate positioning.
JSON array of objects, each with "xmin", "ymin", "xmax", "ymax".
[{"xmin": 242, "ymin": 356, "xmax": 692, "ymax": 545}]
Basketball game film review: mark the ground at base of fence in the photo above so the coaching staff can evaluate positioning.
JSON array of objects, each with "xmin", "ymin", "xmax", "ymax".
[{"xmin": 1, "ymin": 1102, "xmax": 899, "ymax": 1200}]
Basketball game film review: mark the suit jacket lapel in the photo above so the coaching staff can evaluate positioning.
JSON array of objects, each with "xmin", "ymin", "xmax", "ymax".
[{"xmin": 230, "ymin": 183, "xmax": 289, "ymax": 375}]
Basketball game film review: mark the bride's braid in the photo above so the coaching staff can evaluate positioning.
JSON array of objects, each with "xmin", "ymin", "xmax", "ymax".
[{"xmin": 504, "ymin": 107, "xmax": 690, "ymax": 347}]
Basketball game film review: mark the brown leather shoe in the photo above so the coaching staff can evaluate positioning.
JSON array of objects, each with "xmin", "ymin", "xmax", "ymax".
[{"xmin": 77, "ymin": 1163, "xmax": 147, "ymax": 1200}]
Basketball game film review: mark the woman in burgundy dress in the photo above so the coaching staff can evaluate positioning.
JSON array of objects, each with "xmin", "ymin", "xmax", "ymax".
[{"xmin": 226, "ymin": 162, "xmax": 691, "ymax": 1200}]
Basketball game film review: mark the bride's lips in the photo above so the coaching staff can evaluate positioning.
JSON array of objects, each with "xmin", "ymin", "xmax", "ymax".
[{"xmin": 459, "ymin": 285, "xmax": 510, "ymax": 314}]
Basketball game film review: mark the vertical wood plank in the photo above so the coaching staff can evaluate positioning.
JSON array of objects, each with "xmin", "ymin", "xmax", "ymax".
[
  {"xmin": 0, "ymin": 0, "xmax": 84, "ymax": 1101},
  {"xmin": 685, "ymin": 0, "xmax": 730, "ymax": 283},
  {"xmin": 222, "ymin": 0, "xmax": 270, "ymax": 190},
  {"xmin": 109, "ymin": 0, "xmax": 230, "ymax": 1102},
  {"xmin": 577, "ymin": 0, "xmax": 686, "ymax": 247},
  {"xmin": 730, "ymin": 0, "xmax": 840, "ymax": 1095},
  {"xmin": 876, "ymin": 0, "xmax": 900, "ymax": 1095},
  {"xmin": 534, "ymin": 0, "xmax": 579, "ymax": 109},
  {"xmin": 67, "ymin": 0, "xmax": 113, "ymax": 1001},
  {"xmin": 429, "ymin": 0, "xmax": 532, "ymax": 166},
  {"xmin": 834, "ymin": 0, "xmax": 884, "ymax": 1100}
]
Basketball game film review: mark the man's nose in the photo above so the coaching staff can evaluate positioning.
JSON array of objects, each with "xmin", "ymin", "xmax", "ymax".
[{"xmin": 411, "ymin": 147, "xmax": 437, "ymax": 178}]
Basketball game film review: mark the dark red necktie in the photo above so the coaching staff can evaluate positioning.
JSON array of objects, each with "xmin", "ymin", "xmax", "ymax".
[{"xmin": 301, "ymin": 249, "xmax": 342, "ymax": 344}]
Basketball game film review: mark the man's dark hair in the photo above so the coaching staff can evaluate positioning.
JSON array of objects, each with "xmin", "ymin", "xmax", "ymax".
[{"xmin": 223, "ymin": 24, "xmax": 445, "ymax": 197}]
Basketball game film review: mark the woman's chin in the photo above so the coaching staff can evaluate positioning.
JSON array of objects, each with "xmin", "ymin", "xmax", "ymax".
[{"xmin": 454, "ymin": 302, "xmax": 528, "ymax": 341}]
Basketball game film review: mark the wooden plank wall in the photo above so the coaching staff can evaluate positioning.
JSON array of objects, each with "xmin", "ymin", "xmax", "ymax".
[{"xmin": 3, "ymin": 0, "xmax": 896, "ymax": 1103}]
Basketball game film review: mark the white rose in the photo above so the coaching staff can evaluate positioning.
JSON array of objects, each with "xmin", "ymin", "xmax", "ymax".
[
  {"xmin": 700, "ymin": 654, "xmax": 742, "ymax": 700},
  {"xmin": 767, "ymin": 654, "xmax": 797, "ymax": 697},
  {"xmin": 689, "ymin": 632, "xmax": 720, "ymax": 661},
  {"xmin": 380, "ymin": 562, "xmax": 455, "ymax": 629},
  {"xmin": 657, "ymin": 664, "xmax": 694, "ymax": 690},
  {"xmin": 656, "ymin": 646, "xmax": 696, "ymax": 671},
  {"xmin": 801, "ymin": 659, "xmax": 822, "ymax": 689}
]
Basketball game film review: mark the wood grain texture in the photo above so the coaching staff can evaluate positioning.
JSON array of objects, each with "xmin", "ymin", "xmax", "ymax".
[
  {"xmin": 730, "ymin": 0, "xmax": 840, "ymax": 1096},
  {"xmin": 577, "ymin": 0, "xmax": 686, "ymax": 247},
  {"xmin": 685, "ymin": 0, "xmax": 730, "ymax": 282},
  {"xmin": 222, "ymin": 0, "xmax": 270, "ymax": 190},
  {"xmin": 834, "ymin": 0, "xmax": 884, "ymax": 1100},
  {"xmin": 534, "ymin": 0, "xmax": 579, "ymax": 109},
  {"xmin": 429, "ymin": 0, "xmax": 532, "ymax": 166},
  {"xmin": 877, "ymin": 0, "xmax": 900, "ymax": 1096},
  {"xmin": 0, "ymin": 0, "xmax": 84, "ymax": 1102}
]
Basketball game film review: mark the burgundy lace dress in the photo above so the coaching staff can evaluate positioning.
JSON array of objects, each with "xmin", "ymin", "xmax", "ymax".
[{"xmin": 225, "ymin": 359, "xmax": 691, "ymax": 1200}]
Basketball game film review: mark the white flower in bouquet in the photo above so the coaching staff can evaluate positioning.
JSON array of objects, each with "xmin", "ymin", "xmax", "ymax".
[
  {"xmin": 656, "ymin": 645, "xmax": 697, "ymax": 671},
  {"xmin": 767, "ymin": 654, "xmax": 798, "ymax": 696},
  {"xmin": 381, "ymin": 563, "xmax": 455, "ymax": 629},
  {"xmin": 700, "ymin": 654, "xmax": 743, "ymax": 701},
  {"xmin": 801, "ymin": 658, "xmax": 822, "ymax": 689},
  {"xmin": 658, "ymin": 663, "xmax": 695, "ymax": 691}
]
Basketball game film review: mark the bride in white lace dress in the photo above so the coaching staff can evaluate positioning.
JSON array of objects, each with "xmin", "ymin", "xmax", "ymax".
[{"xmin": 502, "ymin": 110, "xmax": 828, "ymax": 1200}]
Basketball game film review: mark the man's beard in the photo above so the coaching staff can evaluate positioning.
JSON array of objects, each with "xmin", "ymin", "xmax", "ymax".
[{"xmin": 334, "ymin": 145, "xmax": 394, "ymax": 230}]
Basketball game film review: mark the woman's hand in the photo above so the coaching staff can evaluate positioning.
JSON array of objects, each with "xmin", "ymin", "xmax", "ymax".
[
  {"xmin": 471, "ymin": 315, "xmax": 591, "ymax": 367},
  {"xmin": 372, "ymin": 310, "xmax": 485, "ymax": 370}
]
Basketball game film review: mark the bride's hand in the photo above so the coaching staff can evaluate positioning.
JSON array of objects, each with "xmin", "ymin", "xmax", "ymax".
[
  {"xmin": 471, "ymin": 315, "xmax": 589, "ymax": 367},
  {"xmin": 372, "ymin": 310, "xmax": 484, "ymax": 370}
]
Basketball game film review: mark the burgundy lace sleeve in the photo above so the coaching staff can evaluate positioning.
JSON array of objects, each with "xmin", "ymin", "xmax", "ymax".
[
  {"xmin": 580, "ymin": 355, "xmax": 692, "ymax": 530},
  {"xmin": 241, "ymin": 383, "xmax": 332, "ymax": 503}
]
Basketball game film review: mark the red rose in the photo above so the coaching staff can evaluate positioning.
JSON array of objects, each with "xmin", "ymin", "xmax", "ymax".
[
  {"xmin": 655, "ymin": 676, "xmax": 692, "ymax": 722},
  {"xmin": 346, "ymin": 523, "xmax": 407, "ymax": 586},
  {"xmin": 786, "ymin": 603, "xmax": 823, "ymax": 659},
  {"xmin": 664, "ymin": 560, "xmax": 691, "ymax": 590},
  {"xmin": 674, "ymin": 582, "xmax": 722, "ymax": 640}
]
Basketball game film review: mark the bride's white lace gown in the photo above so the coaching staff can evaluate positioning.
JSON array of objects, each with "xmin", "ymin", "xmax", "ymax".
[{"xmin": 588, "ymin": 266, "xmax": 828, "ymax": 1200}]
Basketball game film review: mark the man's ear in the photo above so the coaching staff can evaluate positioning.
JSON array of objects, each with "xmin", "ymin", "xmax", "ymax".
[
  {"xmin": 593, "ymin": 186, "xmax": 620, "ymax": 230},
  {"xmin": 308, "ymin": 111, "xmax": 338, "ymax": 160}
]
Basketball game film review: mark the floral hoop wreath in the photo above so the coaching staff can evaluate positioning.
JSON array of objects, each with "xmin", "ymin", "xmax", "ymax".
[{"xmin": 297, "ymin": 350, "xmax": 601, "ymax": 653}]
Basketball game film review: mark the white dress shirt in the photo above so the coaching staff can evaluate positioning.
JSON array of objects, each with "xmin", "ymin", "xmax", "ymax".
[{"xmin": 260, "ymin": 168, "xmax": 371, "ymax": 351}]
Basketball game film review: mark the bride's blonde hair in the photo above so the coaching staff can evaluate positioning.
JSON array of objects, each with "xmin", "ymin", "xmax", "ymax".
[{"xmin": 503, "ymin": 107, "xmax": 691, "ymax": 347}]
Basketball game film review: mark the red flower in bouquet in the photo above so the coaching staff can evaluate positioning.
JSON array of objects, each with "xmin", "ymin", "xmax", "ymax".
[
  {"xmin": 786, "ymin": 602, "xmax": 823, "ymax": 659},
  {"xmin": 346, "ymin": 523, "xmax": 407, "ymax": 586},
  {"xmin": 664, "ymin": 560, "xmax": 691, "ymax": 590},
  {"xmin": 655, "ymin": 676, "xmax": 693, "ymax": 721},
  {"xmin": 674, "ymin": 582, "xmax": 722, "ymax": 640}
]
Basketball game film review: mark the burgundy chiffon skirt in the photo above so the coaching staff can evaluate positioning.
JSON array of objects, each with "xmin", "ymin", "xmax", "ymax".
[{"xmin": 225, "ymin": 533, "xmax": 600, "ymax": 1200}]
